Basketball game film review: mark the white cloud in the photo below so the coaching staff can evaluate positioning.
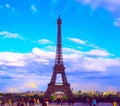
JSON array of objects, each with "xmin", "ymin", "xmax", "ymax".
[
  {"xmin": 32, "ymin": 47, "xmax": 54, "ymax": 59},
  {"xmin": 71, "ymin": 79, "xmax": 120, "ymax": 91},
  {"xmin": 0, "ymin": 52, "xmax": 26, "ymax": 67},
  {"xmin": 5, "ymin": 4, "xmax": 10, "ymax": 9},
  {"xmin": 63, "ymin": 47, "xmax": 83, "ymax": 55},
  {"xmin": 81, "ymin": 57, "xmax": 120, "ymax": 71},
  {"xmin": 21, "ymin": 81, "xmax": 38, "ymax": 89},
  {"xmin": 114, "ymin": 18, "xmax": 120, "ymax": 27},
  {"xmin": 88, "ymin": 43, "xmax": 100, "ymax": 49},
  {"xmin": 67, "ymin": 37, "xmax": 86, "ymax": 45},
  {"xmin": 67, "ymin": 37, "xmax": 100, "ymax": 49},
  {"xmin": 0, "ymin": 4, "xmax": 17, "ymax": 15},
  {"xmin": 0, "ymin": 31, "xmax": 24, "ymax": 39},
  {"xmin": 30, "ymin": 5, "xmax": 37, "ymax": 13},
  {"xmin": 38, "ymin": 39, "xmax": 53, "ymax": 44},
  {"xmin": 69, "ymin": 74, "xmax": 120, "ymax": 91},
  {"xmin": 7, "ymin": 88, "xmax": 19, "ymax": 93},
  {"xmin": 71, "ymin": 82, "xmax": 103, "ymax": 91},
  {"xmin": 76, "ymin": 0, "xmax": 120, "ymax": 11},
  {"xmin": 4, "ymin": 72, "xmax": 51, "ymax": 92},
  {"xmin": 76, "ymin": 0, "xmax": 120, "ymax": 27},
  {"xmin": 5, "ymin": 3, "xmax": 17, "ymax": 15},
  {"xmin": 32, "ymin": 47, "xmax": 44, "ymax": 55},
  {"xmin": 63, "ymin": 46, "xmax": 120, "ymax": 72},
  {"xmin": 6, "ymin": 75, "xmax": 50, "ymax": 92},
  {"xmin": 0, "ymin": 47, "xmax": 120, "ymax": 92},
  {"xmin": 85, "ymin": 49, "xmax": 111, "ymax": 57},
  {"xmin": 64, "ymin": 49, "xmax": 120, "ymax": 72}
]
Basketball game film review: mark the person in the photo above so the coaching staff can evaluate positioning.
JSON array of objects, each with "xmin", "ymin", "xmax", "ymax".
[
  {"xmin": 60, "ymin": 98, "xmax": 63, "ymax": 106},
  {"xmin": 118, "ymin": 99, "xmax": 120, "ymax": 106},
  {"xmin": 41, "ymin": 99, "xmax": 44, "ymax": 106},
  {"xmin": 93, "ymin": 98, "xmax": 97, "ymax": 106},
  {"xmin": 8, "ymin": 99, "xmax": 13, "ymax": 106},
  {"xmin": 86, "ymin": 98, "xmax": 89, "ymax": 106},
  {"xmin": 113, "ymin": 100, "xmax": 117, "ymax": 106},
  {"xmin": 44, "ymin": 98, "xmax": 48, "ymax": 106},
  {"xmin": 36, "ymin": 99, "xmax": 40, "ymax": 106}
]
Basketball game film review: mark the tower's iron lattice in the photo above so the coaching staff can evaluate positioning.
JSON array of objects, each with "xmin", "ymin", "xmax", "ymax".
[{"xmin": 44, "ymin": 16, "xmax": 73, "ymax": 99}]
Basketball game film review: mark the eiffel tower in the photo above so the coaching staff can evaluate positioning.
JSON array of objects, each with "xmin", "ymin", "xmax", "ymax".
[{"xmin": 44, "ymin": 16, "xmax": 73, "ymax": 99}]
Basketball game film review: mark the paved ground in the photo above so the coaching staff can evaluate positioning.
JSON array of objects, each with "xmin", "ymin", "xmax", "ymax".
[
  {"xmin": 0, "ymin": 102, "xmax": 114, "ymax": 106},
  {"xmin": 48, "ymin": 103, "xmax": 113, "ymax": 106}
]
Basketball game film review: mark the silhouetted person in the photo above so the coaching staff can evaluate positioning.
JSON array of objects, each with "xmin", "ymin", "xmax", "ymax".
[
  {"xmin": 113, "ymin": 100, "xmax": 117, "ymax": 106},
  {"xmin": 93, "ymin": 98, "xmax": 97, "ymax": 106},
  {"xmin": 89, "ymin": 98, "xmax": 92, "ymax": 106}
]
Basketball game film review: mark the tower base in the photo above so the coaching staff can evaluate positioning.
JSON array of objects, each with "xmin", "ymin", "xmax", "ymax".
[{"xmin": 44, "ymin": 83, "xmax": 73, "ymax": 100}]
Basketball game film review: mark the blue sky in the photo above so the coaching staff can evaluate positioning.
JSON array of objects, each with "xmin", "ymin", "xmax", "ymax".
[{"xmin": 0, "ymin": 0, "xmax": 120, "ymax": 92}]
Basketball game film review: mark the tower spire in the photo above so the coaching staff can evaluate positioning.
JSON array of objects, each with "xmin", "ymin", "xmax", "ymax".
[{"xmin": 55, "ymin": 15, "xmax": 63, "ymax": 65}]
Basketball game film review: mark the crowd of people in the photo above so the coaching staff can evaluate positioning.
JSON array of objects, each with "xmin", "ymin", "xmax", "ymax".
[
  {"xmin": 0, "ymin": 97, "xmax": 120, "ymax": 106},
  {"xmin": 0, "ymin": 97, "xmax": 46, "ymax": 106}
]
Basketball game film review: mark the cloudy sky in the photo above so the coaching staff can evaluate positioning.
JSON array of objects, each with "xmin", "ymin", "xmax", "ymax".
[{"xmin": 0, "ymin": 0, "xmax": 120, "ymax": 92}]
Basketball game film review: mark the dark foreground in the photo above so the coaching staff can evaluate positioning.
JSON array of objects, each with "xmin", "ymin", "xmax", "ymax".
[{"xmin": 0, "ymin": 102, "xmax": 115, "ymax": 106}]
